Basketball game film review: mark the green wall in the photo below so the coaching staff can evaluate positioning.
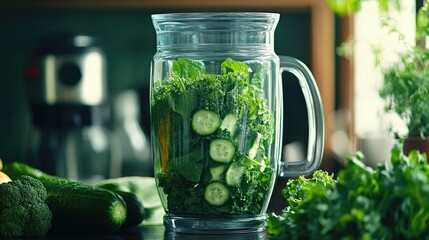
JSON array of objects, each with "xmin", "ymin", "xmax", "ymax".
[{"xmin": 0, "ymin": 9, "xmax": 310, "ymax": 164}]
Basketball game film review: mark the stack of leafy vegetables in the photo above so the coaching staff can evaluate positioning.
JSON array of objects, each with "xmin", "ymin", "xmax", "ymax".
[
  {"xmin": 152, "ymin": 58, "xmax": 275, "ymax": 215},
  {"xmin": 267, "ymin": 144, "xmax": 429, "ymax": 239}
]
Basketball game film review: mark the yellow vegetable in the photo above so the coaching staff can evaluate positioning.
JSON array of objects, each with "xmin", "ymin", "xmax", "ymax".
[{"xmin": 0, "ymin": 159, "xmax": 12, "ymax": 184}]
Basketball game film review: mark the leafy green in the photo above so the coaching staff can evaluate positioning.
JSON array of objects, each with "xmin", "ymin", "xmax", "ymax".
[
  {"xmin": 221, "ymin": 57, "xmax": 252, "ymax": 79},
  {"xmin": 157, "ymin": 169, "xmax": 196, "ymax": 213},
  {"xmin": 230, "ymin": 159, "xmax": 273, "ymax": 214},
  {"xmin": 172, "ymin": 89, "xmax": 198, "ymax": 117},
  {"xmin": 171, "ymin": 146, "xmax": 205, "ymax": 182},
  {"xmin": 267, "ymin": 144, "xmax": 429, "ymax": 239},
  {"xmin": 157, "ymin": 168, "xmax": 221, "ymax": 214},
  {"xmin": 152, "ymin": 58, "xmax": 275, "ymax": 215},
  {"xmin": 250, "ymin": 63, "xmax": 265, "ymax": 98},
  {"xmin": 172, "ymin": 57, "xmax": 206, "ymax": 79}
]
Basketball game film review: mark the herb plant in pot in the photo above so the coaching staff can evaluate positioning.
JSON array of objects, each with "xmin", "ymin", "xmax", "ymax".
[
  {"xmin": 376, "ymin": 1, "xmax": 429, "ymax": 156},
  {"xmin": 329, "ymin": 0, "xmax": 429, "ymax": 157},
  {"xmin": 379, "ymin": 46, "xmax": 429, "ymax": 156}
]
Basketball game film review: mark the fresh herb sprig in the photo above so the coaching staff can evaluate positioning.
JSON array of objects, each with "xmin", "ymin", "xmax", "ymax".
[{"xmin": 267, "ymin": 144, "xmax": 429, "ymax": 239}]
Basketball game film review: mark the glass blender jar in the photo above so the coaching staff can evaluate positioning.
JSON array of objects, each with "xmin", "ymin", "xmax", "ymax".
[{"xmin": 150, "ymin": 12, "xmax": 324, "ymax": 234}]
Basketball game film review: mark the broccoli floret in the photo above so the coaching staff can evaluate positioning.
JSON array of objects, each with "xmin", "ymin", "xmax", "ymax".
[
  {"xmin": 0, "ymin": 205, "xmax": 28, "ymax": 237},
  {"xmin": 24, "ymin": 203, "xmax": 52, "ymax": 237},
  {"xmin": 20, "ymin": 175, "xmax": 47, "ymax": 201},
  {"xmin": 0, "ymin": 183, "xmax": 21, "ymax": 208},
  {"xmin": 0, "ymin": 176, "xmax": 52, "ymax": 238}
]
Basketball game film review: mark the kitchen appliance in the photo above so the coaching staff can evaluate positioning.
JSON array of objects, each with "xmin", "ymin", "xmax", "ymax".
[
  {"xmin": 150, "ymin": 12, "xmax": 324, "ymax": 233},
  {"xmin": 25, "ymin": 33, "xmax": 118, "ymax": 183}
]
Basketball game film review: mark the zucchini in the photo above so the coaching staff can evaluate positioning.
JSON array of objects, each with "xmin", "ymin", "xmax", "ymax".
[
  {"xmin": 192, "ymin": 109, "xmax": 221, "ymax": 136},
  {"xmin": 3, "ymin": 162, "xmax": 127, "ymax": 233}
]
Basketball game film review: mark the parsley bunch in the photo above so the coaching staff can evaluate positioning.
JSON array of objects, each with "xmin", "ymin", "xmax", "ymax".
[{"xmin": 267, "ymin": 144, "xmax": 429, "ymax": 239}]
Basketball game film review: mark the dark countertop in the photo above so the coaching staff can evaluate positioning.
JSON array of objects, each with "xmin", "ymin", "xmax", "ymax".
[{"xmin": 6, "ymin": 225, "xmax": 276, "ymax": 240}]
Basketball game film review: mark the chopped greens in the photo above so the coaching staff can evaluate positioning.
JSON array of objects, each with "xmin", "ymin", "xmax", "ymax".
[
  {"xmin": 267, "ymin": 144, "xmax": 429, "ymax": 239},
  {"xmin": 151, "ymin": 58, "xmax": 275, "ymax": 215}
]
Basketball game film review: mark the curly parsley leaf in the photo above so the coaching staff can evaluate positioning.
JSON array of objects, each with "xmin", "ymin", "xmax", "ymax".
[{"xmin": 268, "ymin": 143, "xmax": 429, "ymax": 239}]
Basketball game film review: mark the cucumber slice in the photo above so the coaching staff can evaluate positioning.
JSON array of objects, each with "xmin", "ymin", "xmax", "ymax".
[
  {"xmin": 248, "ymin": 133, "xmax": 263, "ymax": 160},
  {"xmin": 226, "ymin": 162, "xmax": 246, "ymax": 186},
  {"xmin": 209, "ymin": 139, "xmax": 235, "ymax": 163},
  {"xmin": 220, "ymin": 113, "xmax": 239, "ymax": 136},
  {"xmin": 209, "ymin": 164, "xmax": 226, "ymax": 181},
  {"xmin": 192, "ymin": 109, "xmax": 222, "ymax": 136},
  {"xmin": 204, "ymin": 181, "xmax": 230, "ymax": 206}
]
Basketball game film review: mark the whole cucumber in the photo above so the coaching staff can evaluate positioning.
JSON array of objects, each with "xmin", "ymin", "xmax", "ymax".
[
  {"xmin": 112, "ymin": 190, "xmax": 145, "ymax": 228},
  {"xmin": 3, "ymin": 162, "xmax": 127, "ymax": 233}
]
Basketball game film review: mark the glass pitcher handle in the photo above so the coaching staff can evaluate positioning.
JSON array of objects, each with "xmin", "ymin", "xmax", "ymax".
[{"xmin": 278, "ymin": 56, "xmax": 325, "ymax": 177}]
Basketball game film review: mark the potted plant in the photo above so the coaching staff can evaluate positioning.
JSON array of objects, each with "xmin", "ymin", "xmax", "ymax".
[
  {"xmin": 329, "ymin": 0, "xmax": 429, "ymax": 156},
  {"xmin": 379, "ymin": 46, "xmax": 429, "ymax": 155},
  {"xmin": 377, "ymin": 1, "xmax": 429, "ymax": 155}
]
